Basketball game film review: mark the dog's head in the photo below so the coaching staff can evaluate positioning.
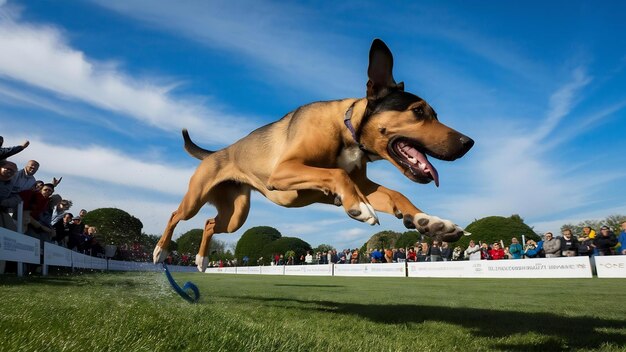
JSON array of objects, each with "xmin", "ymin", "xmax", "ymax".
[{"xmin": 359, "ymin": 39, "xmax": 474, "ymax": 186}]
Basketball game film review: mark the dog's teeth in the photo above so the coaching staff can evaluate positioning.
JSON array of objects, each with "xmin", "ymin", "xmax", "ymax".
[
  {"xmin": 408, "ymin": 156, "xmax": 417, "ymax": 164},
  {"xmin": 419, "ymin": 163, "xmax": 426, "ymax": 171}
]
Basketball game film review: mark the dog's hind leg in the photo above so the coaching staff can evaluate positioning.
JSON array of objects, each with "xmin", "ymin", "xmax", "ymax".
[{"xmin": 195, "ymin": 181, "xmax": 251, "ymax": 272}]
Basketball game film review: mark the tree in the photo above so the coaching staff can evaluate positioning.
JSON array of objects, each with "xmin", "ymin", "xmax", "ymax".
[
  {"xmin": 313, "ymin": 244, "xmax": 334, "ymax": 253},
  {"xmin": 396, "ymin": 231, "xmax": 421, "ymax": 249},
  {"xmin": 457, "ymin": 215, "xmax": 540, "ymax": 249},
  {"xmin": 235, "ymin": 226, "xmax": 282, "ymax": 265},
  {"xmin": 561, "ymin": 214, "xmax": 625, "ymax": 236},
  {"xmin": 140, "ymin": 233, "xmax": 160, "ymax": 250},
  {"xmin": 82, "ymin": 208, "xmax": 143, "ymax": 246},
  {"xmin": 262, "ymin": 237, "xmax": 312, "ymax": 265},
  {"xmin": 366, "ymin": 230, "xmax": 401, "ymax": 250},
  {"xmin": 176, "ymin": 229, "xmax": 203, "ymax": 254}
]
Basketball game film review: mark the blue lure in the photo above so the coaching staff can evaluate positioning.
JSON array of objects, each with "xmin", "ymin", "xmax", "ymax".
[{"xmin": 162, "ymin": 263, "xmax": 200, "ymax": 303}]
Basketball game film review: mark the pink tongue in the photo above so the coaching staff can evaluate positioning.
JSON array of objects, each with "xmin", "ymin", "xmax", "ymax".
[{"xmin": 403, "ymin": 145, "xmax": 440, "ymax": 187}]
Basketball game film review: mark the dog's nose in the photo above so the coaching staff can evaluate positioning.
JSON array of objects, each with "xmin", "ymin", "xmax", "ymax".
[{"xmin": 459, "ymin": 135, "xmax": 474, "ymax": 151}]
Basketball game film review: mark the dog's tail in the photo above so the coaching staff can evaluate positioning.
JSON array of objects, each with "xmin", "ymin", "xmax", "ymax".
[{"xmin": 182, "ymin": 129, "xmax": 214, "ymax": 160}]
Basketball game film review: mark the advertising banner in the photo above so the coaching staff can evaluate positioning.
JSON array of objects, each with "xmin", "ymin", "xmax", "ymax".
[
  {"xmin": 595, "ymin": 256, "xmax": 626, "ymax": 278},
  {"xmin": 260, "ymin": 266, "xmax": 285, "ymax": 275},
  {"xmin": 284, "ymin": 264, "xmax": 333, "ymax": 276},
  {"xmin": 0, "ymin": 227, "xmax": 40, "ymax": 264},
  {"xmin": 408, "ymin": 257, "xmax": 592, "ymax": 278},
  {"xmin": 237, "ymin": 266, "xmax": 261, "ymax": 274},
  {"xmin": 44, "ymin": 242, "xmax": 72, "ymax": 267},
  {"xmin": 333, "ymin": 263, "xmax": 406, "ymax": 277}
]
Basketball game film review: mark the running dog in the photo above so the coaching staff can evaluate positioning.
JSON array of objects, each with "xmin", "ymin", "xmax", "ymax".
[{"xmin": 153, "ymin": 39, "xmax": 474, "ymax": 271}]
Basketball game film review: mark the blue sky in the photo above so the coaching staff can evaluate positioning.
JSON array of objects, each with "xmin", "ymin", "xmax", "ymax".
[{"xmin": 1, "ymin": 0, "xmax": 625, "ymax": 250}]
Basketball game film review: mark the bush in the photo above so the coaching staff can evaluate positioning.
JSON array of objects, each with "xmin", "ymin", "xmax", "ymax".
[
  {"xmin": 366, "ymin": 230, "xmax": 401, "ymax": 250},
  {"xmin": 262, "ymin": 237, "xmax": 312, "ymax": 264},
  {"xmin": 82, "ymin": 208, "xmax": 143, "ymax": 246},
  {"xmin": 396, "ymin": 231, "xmax": 421, "ymax": 248},
  {"xmin": 234, "ymin": 226, "xmax": 281, "ymax": 265},
  {"xmin": 176, "ymin": 229, "xmax": 203, "ymax": 254},
  {"xmin": 457, "ymin": 215, "xmax": 540, "ymax": 249}
]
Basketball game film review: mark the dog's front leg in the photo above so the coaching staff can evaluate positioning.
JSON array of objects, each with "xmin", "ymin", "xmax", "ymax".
[
  {"xmin": 358, "ymin": 178, "xmax": 466, "ymax": 242},
  {"xmin": 267, "ymin": 161, "xmax": 379, "ymax": 225}
]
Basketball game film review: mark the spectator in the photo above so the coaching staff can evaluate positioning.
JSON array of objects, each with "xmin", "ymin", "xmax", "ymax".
[
  {"xmin": 384, "ymin": 248, "xmax": 393, "ymax": 263},
  {"xmin": 524, "ymin": 239, "xmax": 543, "ymax": 258},
  {"xmin": 543, "ymin": 232, "xmax": 562, "ymax": 258},
  {"xmin": 330, "ymin": 250, "xmax": 338, "ymax": 264},
  {"xmin": 406, "ymin": 247, "xmax": 417, "ymax": 262},
  {"xmin": 581, "ymin": 226, "xmax": 596, "ymax": 240},
  {"xmin": 452, "ymin": 246, "xmax": 464, "ymax": 261},
  {"xmin": 440, "ymin": 242, "xmax": 452, "ymax": 261},
  {"xmin": 68, "ymin": 215, "xmax": 83, "ymax": 250},
  {"xmin": 480, "ymin": 242, "xmax": 491, "ymax": 260},
  {"xmin": 509, "ymin": 237, "xmax": 523, "ymax": 259},
  {"xmin": 50, "ymin": 199, "xmax": 73, "ymax": 226},
  {"xmin": 464, "ymin": 240, "xmax": 481, "ymax": 261},
  {"xmin": 79, "ymin": 225, "xmax": 97, "ymax": 253},
  {"xmin": 370, "ymin": 248, "xmax": 383, "ymax": 263},
  {"xmin": 560, "ymin": 229, "xmax": 579, "ymax": 257},
  {"xmin": 19, "ymin": 182, "xmax": 56, "ymax": 239},
  {"xmin": 417, "ymin": 242, "xmax": 429, "ymax": 262},
  {"xmin": 11, "ymin": 160, "xmax": 39, "ymax": 194},
  {"xmin": 394, "ymin": 247, "xmax": 406, "ymax": 263},
  {"xmin": 0, "ymin": 138, "xmax": 30, "ymax": 161},
  {"xmin": 594, "ymin": 225, "xmax": 618, "ymax": 256},
  {"xmin": 305, "ymin": 251, "xmax": 313, "ymax": 264},
  {"xmin": 350, "ymin": 249, "xmax": 359, "ymax": 264},
  {"xmin": 319, "ymin": 252, "xmax": 327, "ymax": 265},
  {"xmin": 579, "ymin": 226, "xmax": 598, "ymax": 255},
  {"xmin": 489, "ymin": 242, "xmax": 506, "ymax": 260},
  {"xmin": 577, "ymin": 235, "xmax": 594, "ymax": 257},
  {"xmin": 53, "ymin": 213, "xmax": 74, "ymax": 247},
  {"xmin": 429, "ymin": 240, "xmax": 442, "ymax": 262},
  {"xmin": 0, "ymin": 161, "xmax": 19, "ymax": 230},
  {"xmin": 619, "ymin": 221, "xmax": 626, "ymax": 255}
]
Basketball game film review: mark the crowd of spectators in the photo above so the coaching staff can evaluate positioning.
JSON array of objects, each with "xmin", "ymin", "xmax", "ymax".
[
  {"xmin": 256, "ymin": 222, "xmax": 626, "ymax": 266},
  {"xmin": 1, "ymin": 136, "xmax": 106, "ymax": 273}
]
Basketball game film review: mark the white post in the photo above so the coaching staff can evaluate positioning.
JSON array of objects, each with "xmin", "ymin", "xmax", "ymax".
[{"xmin": 16, "ymin": 201, "xmax": 23, "ymax": 234}]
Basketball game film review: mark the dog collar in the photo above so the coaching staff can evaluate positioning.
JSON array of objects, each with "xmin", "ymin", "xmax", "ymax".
[{"xmin": 343, "ymin": 102, "xmax": 376, "ymax": 161}]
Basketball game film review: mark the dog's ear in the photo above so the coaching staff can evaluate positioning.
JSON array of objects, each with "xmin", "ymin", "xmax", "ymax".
[{"xmin": 367, "ymin": 39, "xmax": 402, "ymax": 101}]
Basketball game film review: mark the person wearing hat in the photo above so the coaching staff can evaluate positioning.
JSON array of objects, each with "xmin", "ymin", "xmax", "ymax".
[{"xmin": 594, "ymin": 226, "xmax": 618, "ymax": 256}]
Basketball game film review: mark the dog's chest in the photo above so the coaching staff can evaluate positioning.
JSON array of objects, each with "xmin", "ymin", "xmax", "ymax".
[{"xmin": 337, "ymin": 146, "xmax": 364, "ymax": 173}]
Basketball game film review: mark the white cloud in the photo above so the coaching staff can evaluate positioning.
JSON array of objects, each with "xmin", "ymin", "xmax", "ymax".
[
  {"xmin": 0, "ymin": 10, "xmax": 255, "ymax": 144},
  {"xmin": 90, "ymin": 0, "xmax": 360, "ymax": 97},
  {"xmin": 433, "ymin": 67, "xmax": 618, "ymax": 228},
  {"xmin": 8, "ymin": 134, "xmax": 192, "ymax": 196}
]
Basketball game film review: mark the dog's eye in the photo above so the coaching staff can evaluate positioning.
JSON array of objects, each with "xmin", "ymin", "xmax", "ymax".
[{"xmin": 412, "ymin": 107, "xmax": 425, "ymax": 118}]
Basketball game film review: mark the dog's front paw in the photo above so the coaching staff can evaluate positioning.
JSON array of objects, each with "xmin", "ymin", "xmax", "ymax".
[
  {"xmin": 196, "ymin": 255, "xmax": 209, "ymax": 272},
  {"xmin": 406, "ymin": 213, "xmax": 464, "ymax": 242},
  {"xmin": 347, "ymin": 202, "xmax": 379, "ymax": 225},
  {"xmin": 153, "ymin": 245, "xmax": 169, "ymax": 264}
]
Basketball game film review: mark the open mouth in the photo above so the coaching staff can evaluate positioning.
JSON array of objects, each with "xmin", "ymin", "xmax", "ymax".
[{"xmin": 388, "ymin": 137, "xmax": 440, "ymax": 187}]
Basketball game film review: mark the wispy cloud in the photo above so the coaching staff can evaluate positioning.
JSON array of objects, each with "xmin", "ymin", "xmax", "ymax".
[
  {"xmin": 434, "ymin": 67, "xmax": 623, "ymax": 229},
  {"xmin": 7, "ymin": 133, "xmax": 193, "ymax": 196},
  {"xmin": 0, "ymin": 9, "xmax": 255, "ymax": 144},
  {"xmin": 90, "ymin": 0, "xmax": 361, "ymax": 98}
]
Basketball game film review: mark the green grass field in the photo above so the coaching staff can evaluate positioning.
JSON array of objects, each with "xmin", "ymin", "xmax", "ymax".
[{"xmin": 1, "ymin": 272, "xmax": 625, "ymax": 352}]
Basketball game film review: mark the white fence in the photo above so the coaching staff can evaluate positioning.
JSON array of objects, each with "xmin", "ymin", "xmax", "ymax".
[
  {"xmin": 2, "ymin": 226, "xmax": 625, "ymax": 278},
  {"xmin": 0, "ymin": 227, "xmax": 195, "ymax": 276},
  {"xmin": 204, "ymin": 256, "xmax": 625, "ymax": 279}
]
